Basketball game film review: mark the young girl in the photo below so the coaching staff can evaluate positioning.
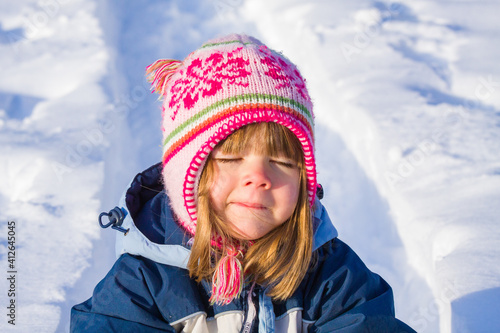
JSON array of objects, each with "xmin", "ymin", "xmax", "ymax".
[{"xmin": 71, "ymin": 34, "xmax": 415, "ymax": 332}]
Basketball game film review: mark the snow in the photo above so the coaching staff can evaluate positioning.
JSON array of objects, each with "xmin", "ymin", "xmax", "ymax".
[{"xmin": 1, "ymin": 0, "xmax": 499, "ymax": 332}]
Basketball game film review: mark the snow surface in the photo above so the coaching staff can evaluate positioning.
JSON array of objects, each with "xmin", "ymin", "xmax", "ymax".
[{"xmin": 1, "ymin": 0, "xmax": 499, "ymax": 332}]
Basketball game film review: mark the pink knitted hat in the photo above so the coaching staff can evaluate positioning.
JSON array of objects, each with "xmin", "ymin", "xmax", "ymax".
[{"xmin": 147, "ymin": 34, "xmax": 316, "ymax": 236}]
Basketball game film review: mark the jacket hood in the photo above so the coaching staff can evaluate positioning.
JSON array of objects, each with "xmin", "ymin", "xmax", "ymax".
[{"xmin": 114, "ymin": 163, "xmax": 338, "ymax": 269}]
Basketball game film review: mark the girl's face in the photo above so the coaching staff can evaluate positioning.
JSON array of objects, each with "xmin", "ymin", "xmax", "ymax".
[{"xmin": 209, "ymin": 142, "xmax": 301, "ymax": 241}]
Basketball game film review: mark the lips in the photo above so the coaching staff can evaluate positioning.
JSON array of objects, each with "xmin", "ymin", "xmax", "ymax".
[{"xmin": 231, "ymin": 202, "xmax": 267, "ymax": 209}]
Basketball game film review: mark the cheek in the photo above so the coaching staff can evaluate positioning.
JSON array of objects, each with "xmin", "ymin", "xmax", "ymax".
[
  {"xmin": 289, "ymin": 173, "xmax": 301, "ymax": 209},
  {"xmin": 287, "ymin": 183, "xmax": 300, "ymax": 212},
  {"xmin": 277, "ymin": 173, "xmax": 301, "ymax": 218}
]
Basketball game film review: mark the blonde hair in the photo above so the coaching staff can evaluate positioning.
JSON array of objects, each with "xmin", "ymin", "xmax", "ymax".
[{"xmin": 187, "ymin": 122, "xmax": 313, "ymax": 301}]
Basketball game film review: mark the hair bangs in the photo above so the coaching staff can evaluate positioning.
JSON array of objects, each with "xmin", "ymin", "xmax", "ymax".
[{"xmin": 217, "ymin": 122, "xmax": 303, "ymax": 165}]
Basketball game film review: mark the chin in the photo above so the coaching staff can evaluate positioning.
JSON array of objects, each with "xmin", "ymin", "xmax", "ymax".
[
  {"xmin": 231, "ymin": 227, "xmax": 271, "ymax": 241},
  {"xmin": 226, "ymin": 216, "xmax": 275, "ymax": 240}
]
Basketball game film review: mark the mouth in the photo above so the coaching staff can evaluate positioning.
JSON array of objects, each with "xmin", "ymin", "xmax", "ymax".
[{"xmin": 231, "ymin": 202, "xmax": 267, "ymax": 210}]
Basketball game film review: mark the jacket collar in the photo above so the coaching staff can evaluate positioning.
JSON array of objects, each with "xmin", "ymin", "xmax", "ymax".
[{"xmin": 114, "ymin": 163, "xmax": 338, "ymax": 268}]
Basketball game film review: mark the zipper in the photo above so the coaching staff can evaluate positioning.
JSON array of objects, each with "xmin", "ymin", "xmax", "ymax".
[{"xmin": 241, "ymin": 282, "xmax": 257, "ymax": 333}]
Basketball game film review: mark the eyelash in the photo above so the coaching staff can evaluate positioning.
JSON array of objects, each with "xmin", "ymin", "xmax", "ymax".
[
  {"xmin": 216, "ymin": 158, "xmax": 240, "ymax": 164},
  {"xmin": 215, "ymin": 158, "xmax": 295, "ymax": 168},
  {"xmin": 273, "ymin": 161, "xmax": 295, "ymax": 168}
]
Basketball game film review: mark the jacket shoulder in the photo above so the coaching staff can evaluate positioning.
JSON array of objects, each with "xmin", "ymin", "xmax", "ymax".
[
  {"xmin": 71, "ymin": 254, "xmax": 207, "ymax": 332},
  {"xmin": 302, "ymin": 239, "xmax": 416, "ymax": 332}
]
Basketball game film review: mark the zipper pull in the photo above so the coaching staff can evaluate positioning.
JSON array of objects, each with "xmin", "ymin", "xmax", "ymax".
[{"xmin": 98, "ymin": 207, "xmax": 129, "ymax": 234}]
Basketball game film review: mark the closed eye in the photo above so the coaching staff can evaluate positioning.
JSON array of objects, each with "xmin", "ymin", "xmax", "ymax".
[
  {"xmin": 271, "ymin": 160, "xmax": 296, "ymax": 168},
  {"xmin": 215, "ymin": 158, "xmax": 242, "ymax": 164}
]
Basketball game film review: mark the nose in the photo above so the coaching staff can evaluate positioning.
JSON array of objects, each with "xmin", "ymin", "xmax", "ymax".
[{"xmin": 241, "ymin": 159, "xmax": 272, "ymax": 190}]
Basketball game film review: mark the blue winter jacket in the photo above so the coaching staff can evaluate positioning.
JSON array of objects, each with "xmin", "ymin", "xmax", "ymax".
[{"xmin": 71, "ymin": 163, "xmax": 415, "ymax": 332}]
